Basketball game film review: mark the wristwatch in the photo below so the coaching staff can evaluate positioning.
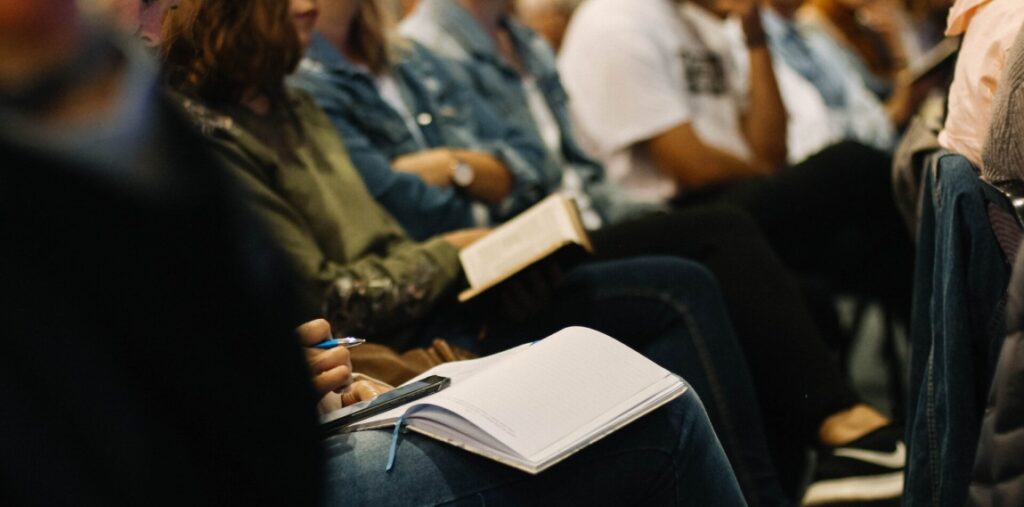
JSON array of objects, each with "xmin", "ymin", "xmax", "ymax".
[{"xmin": 451, "ymin": 156, "xmax": 475, "ymax": 189}]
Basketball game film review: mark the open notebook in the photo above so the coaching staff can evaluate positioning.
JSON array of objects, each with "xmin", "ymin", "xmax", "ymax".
[{"xmin": 345, "ymin": 327, "xmax": 688, "ymax": 474}]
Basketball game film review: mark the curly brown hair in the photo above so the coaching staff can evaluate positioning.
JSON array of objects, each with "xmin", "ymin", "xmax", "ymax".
[{"xmin": 160, "ymin": 0, "xmax": 302, "ymax": 105}]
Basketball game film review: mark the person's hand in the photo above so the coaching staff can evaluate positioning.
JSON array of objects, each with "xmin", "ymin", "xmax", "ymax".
[
  {"xmin": 340, "ymin": 379, "xmax": 394, "ymax": 407},
  {"xmin": 392, "ymin": 148, "xmax": 458, "ymax": 187},
  {"xmin": 442, "ymin": 228, "xmax": 491, "ymax": 250},
  {"xmin": 297, "ymin": 319, "xmax": 353, "ymax": 396}
]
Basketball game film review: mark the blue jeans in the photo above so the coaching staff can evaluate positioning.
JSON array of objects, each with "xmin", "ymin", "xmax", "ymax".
[
  {"xmin": 413, "ymin": 257, "xmax": 790, "ymax": 506},
  {"xmin": 905, "ymin": 154, "xmax": 1012, "ymax": 506},
  {"xmin": 323, "ymin": 387, "xmax": 745, "ymax": 506}
]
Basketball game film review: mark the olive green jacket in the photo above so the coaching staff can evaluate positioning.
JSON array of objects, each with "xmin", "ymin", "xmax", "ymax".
[{"xmin": 177, "ymin": 89, "xmax": 463, "ymax": 344}]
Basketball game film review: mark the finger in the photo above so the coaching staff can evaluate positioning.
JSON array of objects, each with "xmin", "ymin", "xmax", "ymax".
[
  {"xmin": 308, "ymin": 345, "xmax": 351, "ymax": 374},
  {"xmin": 341, "ymin": 381, "xmax": 382, "ymax": 406},
  {"xmin": 313, "ymin": 364, "xmax": 353, "ymax": 396},
  {"xmin": 296, "ymin": 319, "xmax": 332, "ymax": 347}
]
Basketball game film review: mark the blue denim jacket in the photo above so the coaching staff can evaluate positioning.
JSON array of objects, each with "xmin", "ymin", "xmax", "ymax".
[
  {"xmin": 402, "ymin": 0, "xmax": 662, "ymax": 225},
  {"xmin": 288, "ymin": 34, "xmax": 546, "ymax": 240},
  {"xmin": 906, "ymin": 153, "xmax": 1012, "ymax": 507}
]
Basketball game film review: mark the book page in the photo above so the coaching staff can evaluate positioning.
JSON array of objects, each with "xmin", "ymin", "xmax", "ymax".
[
  {"xmin": 353, "ymin": 343, "xmax": 534, "ymax": 426},
  {"xmin": 459, "ymin": 194, "xmax": 581, "ymax": 290},
  {"xmin": 421, "ymin": 327, "xmax": 674, "ymax": 459}
]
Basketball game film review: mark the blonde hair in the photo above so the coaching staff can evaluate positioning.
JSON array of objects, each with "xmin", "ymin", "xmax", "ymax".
[{"xmin": 349, "ymin": 0, "xmax": 407, "ymax": 74}]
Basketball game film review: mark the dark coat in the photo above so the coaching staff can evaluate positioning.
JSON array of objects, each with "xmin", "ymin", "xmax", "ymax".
[
  {"xmin": 0, "ymin": 98, "xmax": 322, "ymax": 506},
  {"xmin": 969, "ymin": 241, "xmax": 1024, "ymax": 507}
]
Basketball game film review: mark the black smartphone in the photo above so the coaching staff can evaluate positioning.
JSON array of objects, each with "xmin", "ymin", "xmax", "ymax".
[{"xmin": 320, "ymin": 375, "xmax": 450, "ymax": 434}]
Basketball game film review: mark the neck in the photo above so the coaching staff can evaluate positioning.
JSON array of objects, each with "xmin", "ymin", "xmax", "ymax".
[{"xmin": 458, "ymin": 0, "xmax": 505, "ymax": 35}]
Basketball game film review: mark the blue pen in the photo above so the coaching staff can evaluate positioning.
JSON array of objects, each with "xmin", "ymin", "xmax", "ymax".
[{"xmin": 314, "ymin": 337, "xmax": 366, "ymax": 350}]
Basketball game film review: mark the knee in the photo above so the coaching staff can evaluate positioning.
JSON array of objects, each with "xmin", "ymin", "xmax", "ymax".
[{"xmin": 628, "ymin": 257, "xmax": 722, "ymax": 298}]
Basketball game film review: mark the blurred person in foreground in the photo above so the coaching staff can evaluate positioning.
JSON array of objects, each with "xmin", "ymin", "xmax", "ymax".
[{"xmin": 0, "ymin": 0, "xmax": 325, "ymax": 504}]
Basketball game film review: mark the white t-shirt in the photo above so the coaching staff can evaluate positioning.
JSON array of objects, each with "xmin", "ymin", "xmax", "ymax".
[
  {"xmin": 375, "ymin": 72, "xmax": 429, "ymax": 149},
  {"xmin": 522, "ymin": 76, "xmax": 603, "ymax": 229},
  {"xmin": 559, "ymin": 0, "xmax": 752, "ymax": 203},
  {"xmin": 719, "ymin": 16, "xmax": 840, "ymax": 164}
]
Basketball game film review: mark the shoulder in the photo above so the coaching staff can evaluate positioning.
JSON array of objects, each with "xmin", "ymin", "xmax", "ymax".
[
  {"xmin": 286, "ymin": 87, "xmax": 345, "ymax": 135},
  {"xmin": 167, "ymin": 91, "xmax": 277, "ymax": 177},
  {"xmin": 400, "ymin": 14, "xmax": 471, "ymax": 62},
  {"xmin": 292, "ymin": 57, "xmax": 336, "ymax": 95},
  {"xmin": 563, "ymin": 0, "xmax": 666, "ymax": 55},
  {"xmin": 506, "ymin": 19, "xmax": 558, "ymax": 69}
]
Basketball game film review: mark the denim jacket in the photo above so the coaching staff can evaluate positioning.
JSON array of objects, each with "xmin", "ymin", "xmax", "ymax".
[
  {"xmin": 289, "ymin": 34, "xmax": 546, "ymax": 240},
  {"xmin": 402, "ymin": 0, "xmax": 663, "ymax": 225}
]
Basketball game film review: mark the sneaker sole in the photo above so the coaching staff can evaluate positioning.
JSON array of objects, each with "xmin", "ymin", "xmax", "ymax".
[{"xmin": 802, "ymin": 471, "xmax": 903, "ymax": 505}]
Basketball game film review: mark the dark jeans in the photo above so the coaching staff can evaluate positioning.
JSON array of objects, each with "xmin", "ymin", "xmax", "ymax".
[
  {"xmin": 676, "ymin": 141, "xmax": 913, "ymax": 310},
  {"xmin": 323, "ymin": 388, "xmax": 745, "ymax": 506},
  {"xmin": 414, "ymin": 257, "xmax": 791, "ymax": 506},
  {"xmin": 905, "ymin": 154, "xmax": 1012, "ymax": 507},
  {"xmin": 590, "ymin": 207, "xmax": 859, "ymax": 491}
]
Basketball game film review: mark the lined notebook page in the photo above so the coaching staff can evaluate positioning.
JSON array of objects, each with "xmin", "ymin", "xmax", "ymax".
[
  {"xmin": 357, "ymin": 343, "xmax": 534, "ymax": 426},
  {"xmin": 423, "ymin": 327, "xmax": 671, "ymax": 459}
]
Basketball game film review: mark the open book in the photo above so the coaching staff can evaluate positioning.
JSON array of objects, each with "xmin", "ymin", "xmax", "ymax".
[
  {"xmin": 458, "ymin": 194, "xmax": 592, "ymax": 302},
  {"xmin": 343, "ymin": 327, "xmax": 688, "ymax": 474}
]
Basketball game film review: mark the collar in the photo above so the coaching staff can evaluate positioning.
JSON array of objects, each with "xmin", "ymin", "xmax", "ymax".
[
  {"xmin": 422, "ymin": 0, "xmax": 500, "ymax": 60},
  {"xmin": 761, "ymin": 6, "xmax": 795, "ymax": 39},
  {"xmin": 945, "ymin": 0, "xmax": 992, "ymax": 36},
  {"xmin": 303, "ymin": 32, "xmax": 368, "ymax": 77}
]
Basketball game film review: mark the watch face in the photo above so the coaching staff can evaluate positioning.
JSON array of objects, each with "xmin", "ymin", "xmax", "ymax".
[{"xmin": 453, "ymin": 160, "xmax": 475, "ymax": 188}]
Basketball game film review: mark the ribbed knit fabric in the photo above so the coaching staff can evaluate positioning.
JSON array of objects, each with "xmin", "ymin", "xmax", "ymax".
[{"xmin": 981, "ymin": 21, "xmax": 1024, "ymax": 183}]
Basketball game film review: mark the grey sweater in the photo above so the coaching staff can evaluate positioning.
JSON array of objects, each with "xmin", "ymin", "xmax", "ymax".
[{"xmin": 981, "ymin": 22, "xmax": 1024, "ymax": 183}]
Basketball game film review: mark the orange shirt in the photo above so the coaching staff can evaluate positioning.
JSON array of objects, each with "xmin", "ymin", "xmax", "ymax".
[{"xmin": 938, "ymin": 0, "xmax": 1024, "ymax": 169}]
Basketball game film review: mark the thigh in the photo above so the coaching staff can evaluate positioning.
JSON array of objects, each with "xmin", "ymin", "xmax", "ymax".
[
  {"xmin": 322, "ymin": 390, "xmax": 744, "ymax": 507},
  {"xmin": 484, "ymin": 257, "xmax": 785, "ymax": 505}
]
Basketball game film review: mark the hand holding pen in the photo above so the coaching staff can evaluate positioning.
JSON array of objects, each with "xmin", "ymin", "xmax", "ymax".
[
  {"xmin": 313, "ymin": 336, "xmax": 366, "ymax": 350},
  {"xmin": 297, "ymin": 319, "xmax": 362, "ymax": 395}
]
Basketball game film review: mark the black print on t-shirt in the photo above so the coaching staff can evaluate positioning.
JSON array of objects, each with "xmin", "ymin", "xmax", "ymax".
[{"xmin": 680, "ymin": 51, "xmax": 727, "ymax": 95}]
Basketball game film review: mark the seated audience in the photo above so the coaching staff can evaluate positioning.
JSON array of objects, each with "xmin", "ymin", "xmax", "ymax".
[
  {"xmin": 3, "ymin": 0, "xmax": 752, "ymax": 505},
  {"xmin": 759, "ymin": 0, "xmax": 915, "ymax": 157},
  {"xmin": 553, "ymin": 0, "xmax": 912, "ymax": 312},
  {"xmin": 158, "ymin": 0, "xmax": 782, "ymax": 503},
  {"xmin": 301, "ymin": 2, "xmax": 905, "ymax": 503},
  {"xmin": 938, "ymin": 0, "xmax": 1024, "ymax": 170},
  {"xmin": 798, "ymin": 0, "xmax": 917, "ymax": 96}
]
